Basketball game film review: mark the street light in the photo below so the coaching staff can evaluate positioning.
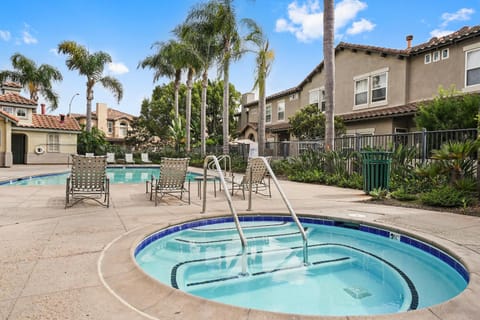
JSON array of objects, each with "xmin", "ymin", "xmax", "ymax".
[{"xmin": 68, "ymin": 93, "xmax": 79, "ymax": 116}]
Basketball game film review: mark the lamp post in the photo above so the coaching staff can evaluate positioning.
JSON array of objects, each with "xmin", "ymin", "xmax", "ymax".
[{"xmin": 68, "ymin": 93, "xmax": 79, "ymax": 116}]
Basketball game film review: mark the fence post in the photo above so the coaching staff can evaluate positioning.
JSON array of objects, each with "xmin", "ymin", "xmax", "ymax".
[{"xmin": 421, "ymin": 128, "xmax": 427, "ymax": 163}]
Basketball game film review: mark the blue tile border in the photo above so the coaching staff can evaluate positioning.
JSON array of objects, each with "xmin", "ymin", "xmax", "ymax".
[{"xmin": 134, "ymin": 215, "xmax": 470, "ymax": 284}]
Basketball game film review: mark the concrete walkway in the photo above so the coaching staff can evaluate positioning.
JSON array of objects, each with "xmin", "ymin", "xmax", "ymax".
[{"xmin": 0, "ymin": 165, "xmax": 479, "ymax": 319}]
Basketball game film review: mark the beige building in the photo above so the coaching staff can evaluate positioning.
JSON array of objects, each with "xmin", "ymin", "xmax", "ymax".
[
  {"xmin": 0, "ymin": 82, "xmax": 81, "ymax": 167},
  {"xmin": 72, "ymin": 103, "xmax": 135, "ymax": 146},
  {"xmin": 238, "ymin": 25, "xmax": 480, "ymax": 142}
]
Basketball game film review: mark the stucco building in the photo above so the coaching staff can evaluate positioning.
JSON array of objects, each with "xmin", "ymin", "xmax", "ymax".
[
  {"xmin": 0, "ymin": 82, "xmax": 81, "ymax": 167},
  {"xmin": 237, "ymin": 25, "xmax": 480, "ymax": 144}
]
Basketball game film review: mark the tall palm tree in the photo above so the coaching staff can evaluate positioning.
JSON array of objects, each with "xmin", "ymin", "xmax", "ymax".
[
  {"xmin": 58, "ymin": 41, "xmax": 123, "ymax": 132},
  {"xmin": 179, "ymin": 7, "xmax": 222, "ymax": 156},
  {"xmin": 323, "ymin": 0, "xmax": 335, "ymax": 151},
  {"xmin": 0, "ymin": 53, "xmax": 63, "ymax": 110},
  {"xmin": 242, "ymin": 19, "xmax": 274, "ymax": 156},
  {"xmin": 184, "ymin": 0, "xmax": 242, "ymax": 154}
]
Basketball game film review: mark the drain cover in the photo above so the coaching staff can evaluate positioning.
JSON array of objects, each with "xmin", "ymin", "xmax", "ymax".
[{"xmin": 344, "ymin": 287, "xmax": 372, "ymax": 299}]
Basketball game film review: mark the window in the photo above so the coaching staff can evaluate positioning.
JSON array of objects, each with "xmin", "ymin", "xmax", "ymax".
[
  {"xmin": 107, "ymin": 121, "xmax": 113, "ymax": 134},
  {"xmin": 266, "ymin": 104, "xmax": 272, "ymax": 123},
  {"xmin": 354, "ymin": 78, "xmax": 368, "ymax": 106},
  {"xmin": 16, "ymin": 108, "xmax": 27, "ymax": 118},
  {"xmin": 442, "ymin": 48, "xmax": 449, "ymax": 60},
  {"xmin": 424, "ymin": 53, "xmax": 431, "ymax": 64},
  {"xmin": 289, "ymin": 93, "xmax": 298, "ymax": 101},
  {"xmin": 320, "ymin": 89, "xmax": 326, "ymax": 112},
  {"xmin": 433, "ymin": 51, "xmax": 440, "ymax": 62},
  {"xmin": 371, "ymin": 73, "xmax": 386, "ymax": 102},
  {"xmin": 277, "ymin": 100, "xmax": 285, "ymax": 121},
  {"xmin": 119, "ymin": 122, "xmax": 128, "ymax": 137},
  {"xmin": 309, "ymin": 88, "xmax": 326, "ymax": 111},
  {"xmin": 354, "ymin": 69, "xmax": 388, "ymax": 107},
  {"xmin": 2, "ymin": 107, "xmax": 14, "ymax": 114},
  {"xmin": 47, "ymin": 134, "xmax": 60, "ymax": 152},
  {"xmin": 466, "ymin": 48, "xmax": 480, "ymax": 87}
]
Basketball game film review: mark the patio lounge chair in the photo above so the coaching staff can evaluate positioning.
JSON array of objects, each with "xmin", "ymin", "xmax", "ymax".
[
  {"xmin": 150, "ymin": 157, "xmax": 190, "ymax": 206},
  {"xmin": 125, "ymin": 153, "xmax": 135, "ymax": 164},
  {"xmin": 86, "ymin": 153, "xmax": 94, "ymax": 157},
  {"xmin": 65, "ymin": 155, "xmax": 110, "ymax": 208},
  {"xmin": 141, "ymin": 153, "xmax": 152, "ymax": 163},
  {"xmin": 229, "ymin": 157, "xmax": 271, "ymax": 200},
  {"xmin": 106, "ymin": 152, "xmax": 116, "ymax": 164}
]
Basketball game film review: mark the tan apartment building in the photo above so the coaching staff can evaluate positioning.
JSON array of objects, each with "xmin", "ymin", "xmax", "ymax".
[
  {"xmin": 0, "ymin": 82, "xmax": 81, "ymax": 167},
  {"xmin": 72, "ymin": 102, "xmax": 135, "ymax": 146},
  {"xmin": 237, "ymin": 25, "xmax": 480, "ymax": 143}
]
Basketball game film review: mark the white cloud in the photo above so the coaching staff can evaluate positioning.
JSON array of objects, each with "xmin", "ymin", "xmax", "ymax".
[
  {"xmin": 347, "ymin": 18, "xmax": 375, "ymax": 35},
  {"xmin": 430, "ymin": 29, "xmax": 454, "ymax": 39},
  {"xmin": 0, "ymin": 30, "xmax": 11, "ymax": 41},
  {"xmin": 49, "ymin": 48, "xmax": 59, "ymax": 56},
  {"xmin": 440, "ymin": 8, "xmax": 474, "ymax": 27},
  {"xmin": 108, "ymin": 62, "xmax": 129, "ymax": 75},
  {"xmin": 275, "ymin": 0, "xmax": 369, "ymax": 42}
]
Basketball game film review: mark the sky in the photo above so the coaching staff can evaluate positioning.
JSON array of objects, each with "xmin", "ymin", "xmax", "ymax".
[{"xmin": 1, "ymin": 0, "xmax": 479, "ymax": 117}]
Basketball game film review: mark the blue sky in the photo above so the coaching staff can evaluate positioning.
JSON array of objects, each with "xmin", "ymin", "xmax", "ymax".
[{"xmin": 0, "ymin": 0, "xmax": 479, "ymax": 117}]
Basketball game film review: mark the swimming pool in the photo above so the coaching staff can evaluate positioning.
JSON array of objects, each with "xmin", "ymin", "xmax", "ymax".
[
  {"xmin": 134, "ymin": 215, "xmax": 468, "ymax": 316},
  {"xmin": 0, "ymin": 167, "xmax": 200, "ymax": 186}
]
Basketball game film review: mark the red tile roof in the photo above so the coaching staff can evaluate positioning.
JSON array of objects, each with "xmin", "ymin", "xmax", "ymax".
[
  {"xmin": 17, "ymin": 114, "xmax": 81, "ymax": 131},
  {"xmin": 2, "ymin": 81, "xmax": 23, "ymax": 89},
  {"xmin": 0, "ymin": 92, "xmax": 37, "ymax": 106},
  {"xmin": 0, "ymin": 110, "xmax": 19, "ymax": 123},
  {"xmin": 339, "ymin": 103, "xmax": 419, "ymax": 122},
  {"xmin": 337, "ymin": 42, "xmax": 409, "ymax": 56},
  {"xmin": 410, "ymin": 25, "xmax": 480, "ymax": 54},
  {"xmin": 72, "ymin": 108, "xmax": 135, "ymax": 120}
]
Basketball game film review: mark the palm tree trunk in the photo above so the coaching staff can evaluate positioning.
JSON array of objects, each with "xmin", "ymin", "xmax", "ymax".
[
  {"xmin": 186, "ymin": 69, "xmax": 193, "ymax": 153},
  {"xmin": 174, "ymin": 82, "xmax": 180, "ymax": 119},
  {"xmin": 222, "ymin": 58, "xmax": 230, "ymax": 155},
  {"xmin": 201, "ymin": 70, "xmax": 208, "ymax": 156},
  {"xmin": 323, "ymin": 0, "xmax": 335, "ymax": 152},
  {"xmin": 86, "ymin": 87, "xmax": 93, "ymax": 132},
  {"xmin": 258, "ymin": 80, "xmax": 266, "ymax": 156}
]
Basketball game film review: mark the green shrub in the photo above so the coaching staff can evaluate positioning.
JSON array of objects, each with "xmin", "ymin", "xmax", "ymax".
[
  {"xmin": 420, "ymin": 186, "xmax": 474, "ymax": 207},
  {"xmin": 390, "ymin": 187, "xmax": 417, "ymax": 201},
  {"xmin": 369, "ymin": 188, "xmax": 388, "ymax": 200}
]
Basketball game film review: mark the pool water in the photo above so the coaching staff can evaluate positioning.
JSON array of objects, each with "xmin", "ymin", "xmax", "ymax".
[
  {"xmin": 0, "ymin": 167, "xmax": 200, "ymax": 186},
  {"xmin": 135, "ymin": 216, "xmax": 468, "ymax": 316}
]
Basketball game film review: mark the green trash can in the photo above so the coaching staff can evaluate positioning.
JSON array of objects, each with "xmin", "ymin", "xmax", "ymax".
[{"xmin": 361, "ymin": 151, "xmax": 392, "ymax": 194}]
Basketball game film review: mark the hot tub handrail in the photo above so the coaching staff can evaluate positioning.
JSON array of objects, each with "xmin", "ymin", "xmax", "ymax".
[
  {"xmin": 202, "ymin": 155, "xmax": 248, "ymax": 275},
  {"xmin": 258, "ymin": 156, "xmax": 309, "ymax": 265}
]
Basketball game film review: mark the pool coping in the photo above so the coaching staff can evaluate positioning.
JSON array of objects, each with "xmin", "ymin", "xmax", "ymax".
[{"xmin": 98, "ymin": 212, "xmax": 480, "ymax": 320}]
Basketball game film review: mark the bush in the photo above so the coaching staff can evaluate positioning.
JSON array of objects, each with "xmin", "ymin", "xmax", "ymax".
[
  {"xmin": 390, "ymin": 187, "xmax": 417, "ymax": 201},
  {"xmin": 420, "ymin": 186, "xmax": 474, "ymax": 207}
]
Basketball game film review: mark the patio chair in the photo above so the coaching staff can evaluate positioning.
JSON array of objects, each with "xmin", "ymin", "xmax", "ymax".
[
  {"xmin": 85, "ymin": 153, "xmax": 94, "ymax": 157},
  {"xmin": 106, "ymin": 152, "xmax": 116, "ymax": 164},
  {"xmin": 141, "ymin": 153, "xmax": 152, "ymax": 163},
  {"xmin": 65, "ymin": 155, "xmax": 110, "ymax": 208},
  {"xmin": 125, "ymin": 153, "xmax": 135, "ymax": 164},
  {"xmin": 229, "ymin": 157, "xmax": 271, "ymax": 200},
  {"xmin": 150, "ymin": 157, "xmax": 190, "ymax": 206}
]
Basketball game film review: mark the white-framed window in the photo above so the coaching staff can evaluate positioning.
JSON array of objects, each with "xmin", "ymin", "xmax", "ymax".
[
  {"xmin": 16, "ymin": 108, "xmax": 27, "ymax": 118},
  {"xmin": 277, "ymin": 100, "xmax": 285, "ymax": 121},
  {"xmin": 320, "ymin": 89, "xmax": 326, "ymax": 112},
  {"xmin": 266, "ymin": 104, "xmax": 272, "ymax": 123},
  {"xmin": 442, "ymin": 48, "xmax": 449, "ymax": 60},
  {"xmin": 47, "ymin": 134, "xmax": 60, "ymax": 152},
  {"xmin": 119, "ymin": 122, "xmax": 128, "ymax": 137},
  {"xmin": 2, "ymin": 106, "xmax": 14, "ymax": 114},
  {"xmin": 433, "ymin": 51, "xmax": 440, "ymax": 62},
  {"xmin": 466, "ymin": 48, "xmax": 480, "ymax": 87},
  {"xmin": 354, "ymin": 69, "xmax": 388, "ymax": 107},
  {"xmin": 424, "ymin": 53, "xmax": 431, "ymax": 64},
  {"xmin": 354, "ymin": 78, "xmax": 369, "ymax": 106},
  {"xmin": 309, "ymin": 88, "xmax": 319, "ymax": 105},
  {"xmin": 107, "ymin": 121, "xmax": 113, "ymax": 134}
]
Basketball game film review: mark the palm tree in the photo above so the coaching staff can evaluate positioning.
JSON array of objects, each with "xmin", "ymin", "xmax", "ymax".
[
  {"xmin": 323, "ymin": 0, "xmax": 335, "ymax": 152},
  {"xmin": 183, "ymin": 0, "xmax": 242, "ymax": 154},
  {"xmin": 0, "ymin": 53, "xmax": 63, "ymax": 110},
  {"xmin": 242, "ymin": 19, "xmax": 274, "ymax": 156},
  {"xmin": 178, "ymin": 8, "xmax": 222, "ymax": 156},
  {"xmin": 57, "ymin": 41, "xmax": 123, "ymax": 132}
]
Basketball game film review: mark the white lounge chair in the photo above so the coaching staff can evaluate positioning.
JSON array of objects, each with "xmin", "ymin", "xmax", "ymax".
[
  {"xmin": 150, "ymin": 157, "xmax": 190, "ymax": 205},
  {"xmin": 85, "ymin": 153, "xmax": 94, "ymax": 157},
  {"xmin": 125, "ymin": 153, "xmax": 135, "ymax": 164},
  {"xmin": 229, "ymin": 157, "xmax": 271, "ymax": 200},
  {"xmin": 106, "ymin": 153, "xmax": 115, "ymax": 164},
  {"xmin": 141, "ymin": 153, "xmax": 152, "ymax": 163}
]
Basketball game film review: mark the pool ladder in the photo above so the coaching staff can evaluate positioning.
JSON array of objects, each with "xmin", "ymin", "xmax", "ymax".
[{"xmin": 201, "ymin": 155, "xmax": 309, "ymax": 276}]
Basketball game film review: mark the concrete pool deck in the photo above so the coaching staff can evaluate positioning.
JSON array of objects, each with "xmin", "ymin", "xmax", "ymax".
[{"xmin": 1, "ymin": 165, "xmax": 479, "ymax": 319}]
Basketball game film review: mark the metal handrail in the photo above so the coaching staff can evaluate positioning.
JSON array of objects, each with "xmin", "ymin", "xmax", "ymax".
[
  {"xmin": 202, "ymin": 155, "xmax": 248, "ymax": 275},
  {"xmin": 258, "ymin": 156, "xmax": 309, "ymax": 265}
]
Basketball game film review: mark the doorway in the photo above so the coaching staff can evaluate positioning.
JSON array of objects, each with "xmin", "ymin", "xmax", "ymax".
[{"xmin": 12, "ymin": 134, "xmax": 26, "ymax": 164}]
